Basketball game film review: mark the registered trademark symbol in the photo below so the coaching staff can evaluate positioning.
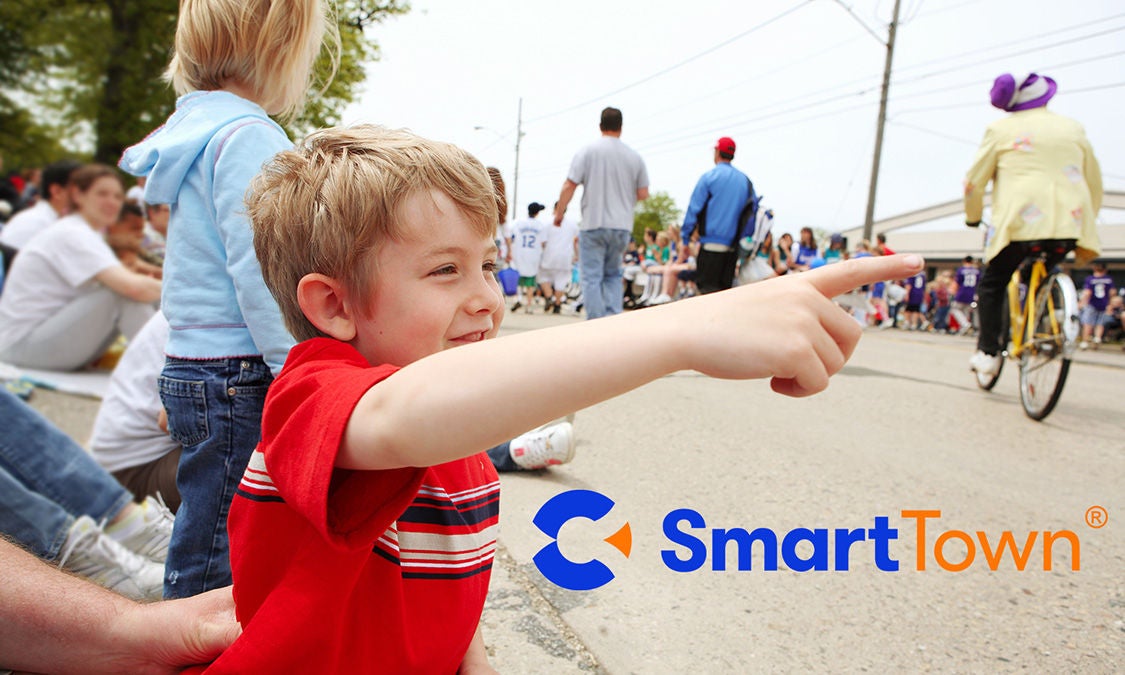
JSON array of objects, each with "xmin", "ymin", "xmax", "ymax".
[{"xmin": 1085, "ymin": 505, "xmax": 1107, "ymax": 529}]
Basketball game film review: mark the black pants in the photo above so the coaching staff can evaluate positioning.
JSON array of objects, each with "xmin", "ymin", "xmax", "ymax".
[
  {"xmin": 696, "ymin": 248, "xmax": 739, "ymax": 295},
  {"xmin": 976, "ymin": 239, "xmax": 1074, "ymax": 355}
]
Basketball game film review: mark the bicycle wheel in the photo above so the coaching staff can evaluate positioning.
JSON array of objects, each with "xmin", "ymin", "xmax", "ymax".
[{"xmin": 1019, "ymin": 273, "xmax": 1078, "ymax": 420}]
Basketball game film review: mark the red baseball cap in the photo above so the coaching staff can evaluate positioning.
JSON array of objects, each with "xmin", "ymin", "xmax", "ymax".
[{"xmin": 715, "ymin": 137, "xmax": 736, "ymax": 154}]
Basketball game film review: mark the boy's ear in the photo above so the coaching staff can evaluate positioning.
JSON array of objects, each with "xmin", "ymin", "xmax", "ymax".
[{"xmin": 297, "ymin": 274, "xmax": 358, "ymax": 342}]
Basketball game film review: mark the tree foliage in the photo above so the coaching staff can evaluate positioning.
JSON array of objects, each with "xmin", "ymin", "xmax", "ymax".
[
  {"xmin": 633, "ymin": 191, "xmax": 682, "ymax": 243},
  {"xmin": 0, "ymin": 0, "xmax": 70, "ymax": 168},
  {"xmin": 0, "ymin": 0, "xmax": 408, "ymax": 167}
]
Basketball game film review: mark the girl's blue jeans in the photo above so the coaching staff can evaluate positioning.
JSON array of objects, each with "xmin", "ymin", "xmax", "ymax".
[{"xmin": 159, "ymin": 356, "xmax": 272, "ymax": 599}]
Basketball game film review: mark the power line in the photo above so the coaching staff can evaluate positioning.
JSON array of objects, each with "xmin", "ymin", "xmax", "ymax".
[
  {"xmin": 894, "ymin": 10, "xmax": 1125, "ymax": 76},
  {"xmin": 585, "ymin": 15, "xmax": 1125, "ymax": 162},
  {"xmin": 891, "ymin": 24, "xmax": 1125, "ymax": 88},
  {"xmin": 888, "ymin": 120, "xmax": 978, "ymax": 146},
  {"xmin": 644, "ymin": 24, "xmax": 1125, "ymax": 148},
  {"xmin": 913, "ymin": 0, "xmax": 988, "ymax": 20},
  {"xmin": 893, "ymin": 77, "xmax": 1125, "ymax": 117},
  {"xmin": 890, "ymin": 48, "xmax": 1125, "ymax": 113},
  {"xmin": 524, "ymin": 0, "xmax": 814, "ymax": 125},
  {"xmin": 516, "ymin": 8, "xmax": 1125, "ymax": 185},
  {"xmin": 629, "ymin": 33, "xmax": 866, "ymax": 128}
]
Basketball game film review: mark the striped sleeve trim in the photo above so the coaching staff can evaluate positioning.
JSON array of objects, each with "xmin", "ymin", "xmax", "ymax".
[{"xmin": 236, "ymin": 450, "xmax": 284, "ymax": 502}]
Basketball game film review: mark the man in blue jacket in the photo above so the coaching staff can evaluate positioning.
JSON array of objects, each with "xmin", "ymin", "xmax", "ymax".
[{"xmin": 681, "ymin": 137, "xmax": 753, "ymax": 294}]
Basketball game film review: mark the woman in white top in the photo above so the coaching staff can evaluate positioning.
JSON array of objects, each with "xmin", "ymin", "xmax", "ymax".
[{"xmin": 0, "ymin": 164, "xmax": 160, "ymax": 370}]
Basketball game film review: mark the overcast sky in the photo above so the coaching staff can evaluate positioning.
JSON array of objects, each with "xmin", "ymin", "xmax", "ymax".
[{"xmin": 342, "ymin": 0, "xmax": 1124, "ymax": 237}]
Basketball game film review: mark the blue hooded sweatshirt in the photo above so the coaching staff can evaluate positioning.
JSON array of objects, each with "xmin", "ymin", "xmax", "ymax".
[{"xmin": 119, "ymin": 91, "xmax": 295, "ymax": 375}]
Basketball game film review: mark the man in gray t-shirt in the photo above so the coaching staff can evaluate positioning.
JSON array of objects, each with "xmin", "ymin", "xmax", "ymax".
[{"xmin": 554, "ymin": 107, "xmax": 649, "ymax": 320}]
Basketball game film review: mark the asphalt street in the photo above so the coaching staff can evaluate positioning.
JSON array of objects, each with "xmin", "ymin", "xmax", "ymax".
[{"xmin": 28, "ymin": 307, "xmax": 1123, "ymax": 673}]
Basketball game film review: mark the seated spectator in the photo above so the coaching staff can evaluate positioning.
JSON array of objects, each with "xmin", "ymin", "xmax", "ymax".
[
  {"xmin": 645, "ymin": 238, "xmax": 700, "ymax": 304},
  {"xmin": 0, "ymin": 159, "xmax": 80, "ymax": 250},
  {"xmin": 90, "ymin": 311, "xmax": 182, "ymax": 512},
  {"xmin": 0, "ymin": 388, "xmax": 172, "ymax": 600},
  {"xmin": 126, "ymin": 175, "xmax": 146, "ymax": 204},
  {"xmin": 638, "ymin": 227, "xmax": 659, "ymax": 271},
  {"xmin": 141, "ymin": 202, "xmax": 170, "ymax": 265},
  {"xmin": 775, "ymin": 232, "xmax": 793, "ymax": 274},
  {"xmin": 823, "ymin": 233, "xmax": 846, "ymax": 264},
  {"xmin": 0, "ymin": 155, "xmax": 19, "ymax": 218},
  {"xmin": 0, "ymin": 164, "xmax": 160, "ymax": 371},
  {"xmin": 17, "ymin": 166, "xmax": 41, "ymax": 210},
  {"xmin": 622, "ymin": 237, "xmax": 644, "ymax": 308},
  {"xmin": 791, "ymin": 226, "xmax": 820, "ymax": 272},
  {"xmin": 636, "ymin": 230, "xmax": 673, "ymax": 305},
  {"xmin": 107, "ymin": 201, "xmax": 162, "ymax": 279}
]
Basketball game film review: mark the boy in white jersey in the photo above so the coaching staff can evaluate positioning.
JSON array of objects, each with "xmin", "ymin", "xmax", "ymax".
[{"xmin": 509, "ymin": 202, "xmax": 548, "ymax": 313}]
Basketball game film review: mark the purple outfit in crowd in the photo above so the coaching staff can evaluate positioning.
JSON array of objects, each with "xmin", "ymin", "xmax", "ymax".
[{"xmin": 955, "ymin": 265, "xmax": 980, "ymax": 304}]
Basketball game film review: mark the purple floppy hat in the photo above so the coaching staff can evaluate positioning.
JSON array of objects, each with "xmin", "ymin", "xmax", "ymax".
[{"xmin": 990, "ymin": 73, "xmax": 1057, "ymax": 112}]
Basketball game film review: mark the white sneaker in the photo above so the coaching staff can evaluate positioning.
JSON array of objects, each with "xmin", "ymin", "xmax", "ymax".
[
  {"xmin": 58, "ymin": 515, "xmax": 165, "ymax": 601},
  {"xmin": 649, "ymin": 293, "xmax": 673, "ymax": 305},
  {"xmin": 104, "ymin": 495, "xmax": 175, "ymax": 563},
  {"xmin": 509, "ymin": 422, "xmax": 576, "ymax": 470},
  {"xmin": 969, "ymin": 350, "xmax": 1001, "ymax": 376}
]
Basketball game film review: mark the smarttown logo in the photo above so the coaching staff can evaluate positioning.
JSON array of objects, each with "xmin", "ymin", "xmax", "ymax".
[
  {"xmin": 532, "ymin": 490, "xmax": 633, "ymax": 591},
  {"xmin": 532, "ymin": 490, "xmax": 1107, "ymax": 591}
]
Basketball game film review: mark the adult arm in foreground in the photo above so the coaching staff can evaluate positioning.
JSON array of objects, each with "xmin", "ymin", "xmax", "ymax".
[{"xmin": 0, "ymin": 537, "xmax": 239, "ymax": 674}]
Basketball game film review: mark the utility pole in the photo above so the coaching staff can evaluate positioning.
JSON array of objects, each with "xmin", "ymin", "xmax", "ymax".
[
  {"xmin": 512, "ymin": 97, "xmax": 524, "ymax": 223},
  {"xmin": 862, "ymin": 0, "xmax": 902, "ymax": 244}
]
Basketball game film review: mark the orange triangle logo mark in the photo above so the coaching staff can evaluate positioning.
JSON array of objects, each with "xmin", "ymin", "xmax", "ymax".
[{"xmin": 604, "ymin": 522, "xmax": 632, "ymax": 558}]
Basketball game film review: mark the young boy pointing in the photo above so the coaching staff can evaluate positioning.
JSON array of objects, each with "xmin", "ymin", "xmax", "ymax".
[{"xmin": 206, "ymin": 125, "xmax": 924, "ymax": 672}]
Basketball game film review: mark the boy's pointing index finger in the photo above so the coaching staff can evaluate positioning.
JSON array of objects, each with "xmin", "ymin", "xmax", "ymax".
[{"xmin": 802, "ymin": 254, "xmax": 925, "ymax": 299}]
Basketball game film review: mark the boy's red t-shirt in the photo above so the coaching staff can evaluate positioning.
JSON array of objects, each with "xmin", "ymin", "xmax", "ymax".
[{"xmin": 202, "ymin": 338, "xmax": 500, "ymax": 673}]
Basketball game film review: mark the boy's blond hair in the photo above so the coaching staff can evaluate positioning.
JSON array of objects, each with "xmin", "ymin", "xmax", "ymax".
[
  {"xmin": 165, "ymin": 0, "xmax": 336, "ymax": 122},
  {"xmin": 247, "ymin": 125, "xmax": 499, "ymax": 342}
]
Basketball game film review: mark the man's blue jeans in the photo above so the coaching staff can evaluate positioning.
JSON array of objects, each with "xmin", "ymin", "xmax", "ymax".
[
  {"xmin": 0, "ymin": 389, "xmax": 133, "ymax": 560},
  {"xmin": 159, "ymin": 356, "xmax": 272, "ymax": 598},
  {"xmin": 579, "ymin": 228, "xmax": 632, "ymax": 320}
]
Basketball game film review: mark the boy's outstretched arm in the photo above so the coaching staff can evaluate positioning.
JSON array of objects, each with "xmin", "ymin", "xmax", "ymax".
[{"xmin": 341, "ymin": 254, "xmax": 924, "ymax": 471}]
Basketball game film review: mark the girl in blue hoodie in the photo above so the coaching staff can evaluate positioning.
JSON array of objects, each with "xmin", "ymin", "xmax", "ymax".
[{"xmin": 119, "ymin": 0, "xmax": 336, "ymax": 599}]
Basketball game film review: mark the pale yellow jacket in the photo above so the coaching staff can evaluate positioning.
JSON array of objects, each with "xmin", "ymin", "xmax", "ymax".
[{"xmin": 964, "ymin": 107, "xmax": 1102, "ymax": 264}]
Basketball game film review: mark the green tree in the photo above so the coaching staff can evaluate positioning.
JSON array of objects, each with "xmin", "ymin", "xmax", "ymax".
[
  {"xmin": 0, "ymin": 0, "xmax": 70, "ymax": 169},
  {"xmin": 3, "ymin": 0, "xmax": 408, "ymax": 166},
  {"xmin": 297, "ymin": 2, "xmax": 408, "ymax": 134},
  {"xmin": 633, "ymin": 191, "xmax": 681, "ymax": 243}
]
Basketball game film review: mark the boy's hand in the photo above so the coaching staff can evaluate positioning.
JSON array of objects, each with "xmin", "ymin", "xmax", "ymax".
[{"xmin": 668, "ymin": 254, "xmax": 924, "ymax": 397}]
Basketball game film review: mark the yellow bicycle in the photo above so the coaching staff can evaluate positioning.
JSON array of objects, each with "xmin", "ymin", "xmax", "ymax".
[{"xmin": 974, "ymin": 246, "xmax": 1080, "ymax": 420}]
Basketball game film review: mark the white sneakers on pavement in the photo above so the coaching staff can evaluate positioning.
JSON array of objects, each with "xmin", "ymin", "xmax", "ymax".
[
  {"xmin": 57, "ymin": 515, "xmax": 164, "ymax": 601},
  {"xmin": 509, "ymin": 421, "xmax": 576, "ymax": 470},
  {"xmin": 969, "ymin": 350, "xmax": 1001, "ymax": 376}
]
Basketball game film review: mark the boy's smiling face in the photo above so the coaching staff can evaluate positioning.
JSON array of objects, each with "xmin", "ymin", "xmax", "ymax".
[{"xmin": 351, "ymin": 190, "xmax": 505, "ymax": 367}]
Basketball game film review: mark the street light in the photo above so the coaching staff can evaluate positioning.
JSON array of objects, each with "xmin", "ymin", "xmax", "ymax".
[{"xmin": 474, "ymin": 97, "xmax": 525, "ymax": 223}]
